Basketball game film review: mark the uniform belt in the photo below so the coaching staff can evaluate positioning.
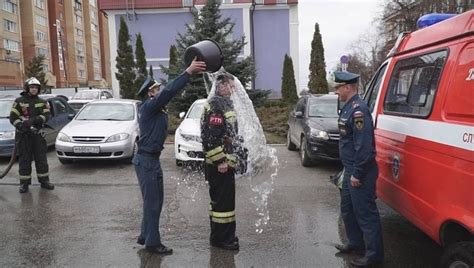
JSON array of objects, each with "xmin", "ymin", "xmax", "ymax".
[{"xmin": 137, "ymin": 149, "xmax": 161, "ymax": 159}]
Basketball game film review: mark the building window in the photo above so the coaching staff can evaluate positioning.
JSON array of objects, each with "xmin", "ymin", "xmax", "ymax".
[
  {"xmin": 90, "ymin": 10, "xmax": 96, "ymax": 21},
  {"xmin": 3, "ymin": 19, "xmax": 17, "ymax": 32},
  {"xmin": 89, "ymin": 0, "xmax": 96, "ymax": 7},
  {"xmin": 76, "ymin": 28, "xmax": 83, "ymax": 37},
  {"xmin": 92, "ymin": 36, "xmax": 98, "ymax": 45},
  {"xmin": 76, "ymin": 55, "xmax": 84, "ymax": 63},
  {"xmin": 75, "ymin": 14, "xmax": 82, "ymax": 24},
  {"xmin": 3, "ymin": 39, "xmax": 20, "ymax": 52},
  {"xmin": 36, "ymin": 15, "xmax": 48, "ymax": 26},
  {"xmin": 93, "ymin": 60, "xmax": 100, "ymax": 69},
  {"xmin": 91, "ymin": 23, "xmax": 97, "ymax": 32},
  {"xmin": 37, "ymin": 47, "xmax": 48, "ymax": 57},
  {"xmin": 74, "ymin": 0, "xmax": 82, "ymax": 11},
  {"xmin": 94, "ymin": 48, "xmax": 100, "ymax": 58},
  {"xmin": 42, "ymin": 64, "xmax": 49, "ymax": 72},
  {"xmin": 58, "ymin": 0, "xmax": 63, "ymax": 4},
  {"xmin": 78, "ymin": 69, "xmax": 85, "ymax": 78},
  {"xmin": 76, "ymin": 42, "xmax": 84, "ymax": 55},
  {"xmin": 94, "ymin": 73, "xmax": 101, "ymax": 81},
  {"xmin": 3, "ymin": 0, "xmax": 17, "ymax": 14},
  {"xmin": 35, "ymin": 31, "xmax": 47, "ymax": 42},
  {"xmin": 35, "ymin": 0, "xmax": 44, "ymax": 9},
  {"xmin": 59, "ymin": 12, "xmax": 63, "ymax": 20}
]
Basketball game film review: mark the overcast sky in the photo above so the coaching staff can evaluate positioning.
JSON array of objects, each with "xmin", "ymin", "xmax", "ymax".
[{"xmin": 297, "ymin": 0, "xmax": 382, "ymax": 89}]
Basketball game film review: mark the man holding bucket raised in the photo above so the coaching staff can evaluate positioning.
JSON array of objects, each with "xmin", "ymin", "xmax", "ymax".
[{"xmin": 133, "ymin": 58, "xmax": 206, "ymax": 255}]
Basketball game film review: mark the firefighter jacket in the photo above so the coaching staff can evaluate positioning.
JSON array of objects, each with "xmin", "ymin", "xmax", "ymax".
[
  {"xmin": 201, "ymin": 95, "xmax": 239, "ymax": 169},
  {"xmin": 9, "ymin": 92, "xmax": 51, "ymax": 133}
]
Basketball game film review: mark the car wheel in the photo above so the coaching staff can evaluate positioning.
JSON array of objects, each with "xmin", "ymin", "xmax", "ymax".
[
  {"xmin": 59, "ymin": 158, "xmax": 73, "ymax": 165},
  {"xmin": 300, "ymin": 136, "xmax": 312, "ymax": 167},
  {"xmin": 176, "ymin": 159, "xmax": 183, "ymax": 166},
  {"xmin": 440, "ymin": 241, "xmax": 474, "ymax": 268},
  {"xmin": 286, "ymin": 129, "xmax": 297, "ymax": 151},
  {"xmin": 124, "ymin": 139, "xmax": 138, "ymax": 164}
]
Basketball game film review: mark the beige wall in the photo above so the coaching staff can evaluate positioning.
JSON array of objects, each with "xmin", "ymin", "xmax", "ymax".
[{"xmin": 0, "ymin": 1, "xmax": 23, "ymax": 87}]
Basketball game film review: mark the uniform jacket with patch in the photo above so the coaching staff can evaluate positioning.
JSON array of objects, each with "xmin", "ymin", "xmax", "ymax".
[{"xmin": 338, "ymin": 94, "xmax": 376, "ymax": 180}]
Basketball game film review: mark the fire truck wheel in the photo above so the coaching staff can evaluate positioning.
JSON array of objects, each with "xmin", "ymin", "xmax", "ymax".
[{"xmin": 439, "ymin": 241, "xmax": 474, "ymax": 268}]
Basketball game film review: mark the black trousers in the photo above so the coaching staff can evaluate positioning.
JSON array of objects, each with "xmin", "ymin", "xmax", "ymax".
[
  {"xmin": 16, "ymin": 133, "xmax": 49, "ymax": 184},
  {"xmin": 205, "ymin": 164, "xmax": 236, "ymax": 245}
]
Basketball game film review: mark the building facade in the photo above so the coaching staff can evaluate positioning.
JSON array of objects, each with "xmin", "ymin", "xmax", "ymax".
[
  {"xmin": 99, "ymin": 0, "xmax": 299, "ymax": 98},
  {"xmin": 0, "ymin": 0, "xmax": 22, "ymax": 89},
  {"xmin": 0, "ymin": 0, "xmax": 111, "ymax": 89}
]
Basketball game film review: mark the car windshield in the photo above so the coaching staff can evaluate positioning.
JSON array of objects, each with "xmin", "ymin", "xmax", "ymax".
[
  {"xmin": 0, "ymin": 100, "xmax": 14, "ymax": 118},
  {"xmin": 76, "ymin": 103, "xmax": 134, "ymax": 121},
  {"xmin": 308, "ymin": 99, "xmax": 339, "ymax": 118},
  {"xmin": 187, "ymin": 102, "xmax": 205, "ymax": 119},
  {"xmin": 72, "ymin": 91, "xmax": 100, "ymax": 100}
]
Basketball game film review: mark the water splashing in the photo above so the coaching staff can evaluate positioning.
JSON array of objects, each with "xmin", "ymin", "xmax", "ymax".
[{"xmin": 205, "ymin": 70, "xmax": 279, "ymax": 233}]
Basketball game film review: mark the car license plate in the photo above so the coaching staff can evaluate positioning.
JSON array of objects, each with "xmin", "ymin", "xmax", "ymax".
[{"xmin": 73, "ymin": 146, "xmax": 100, "ymax": 154}]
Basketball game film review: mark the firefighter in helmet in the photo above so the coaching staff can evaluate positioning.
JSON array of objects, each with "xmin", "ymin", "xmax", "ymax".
[
  {"xmin": 201, "ymin": 74, "xmax": 240, "ymax": 250},
  {"xmin": 10, "ymin": 77, "xmax": 54, "ymax": 193}
]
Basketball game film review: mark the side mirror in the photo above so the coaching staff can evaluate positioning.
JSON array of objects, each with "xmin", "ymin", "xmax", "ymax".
[
  {"xmin": 68, "ymin": 113, "xmax": 76, "ymax": 120},
  {"xmin": 179, "ymin": 112, "xmax": 186, "ymax": 119},
  {"xmin": 295, "ymin": 111, "xmax": 304, "ymax": 118}
]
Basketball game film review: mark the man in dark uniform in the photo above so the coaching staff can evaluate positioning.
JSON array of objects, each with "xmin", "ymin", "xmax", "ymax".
[
  {"xmin": 10, "ymin": 77, "xmax": 54, "ymax": 194},
  {"xmin": 201, "ymin": 74, "xmax": 240, "ymax": 251},
  {"xmin": 333, "ymin": 71, "xmax": 384, "ymax": 266},
  {"xmin": 133, "ymin": 58, "xmax": 206, "ymax": 255}
]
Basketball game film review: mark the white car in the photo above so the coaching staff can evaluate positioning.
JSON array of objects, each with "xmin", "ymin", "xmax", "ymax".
[
  {"xmin": 174, "ymin": 99, "xmax": 206, "ymax": 165},
  {"xmin": 68, "ymin": 89, "xmax": 114, "ymax": 112},
  {"xmin": 55, "ymin": 99, "xmax": 140, "ymax": 164}
]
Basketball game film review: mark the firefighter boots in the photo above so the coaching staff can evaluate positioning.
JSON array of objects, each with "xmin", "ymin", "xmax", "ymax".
[
  {"xmin": 19, "ymin": 183, "xmax": 29, "ymax": 193},
  {"xmin": 40, "ymin": 182, "xmax": 55, "ymax": 190}
]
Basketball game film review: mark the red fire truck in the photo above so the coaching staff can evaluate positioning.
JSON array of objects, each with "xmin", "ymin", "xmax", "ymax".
[{"xmin": 363, "ymin": 11, "xmax": 474, "ymax": 267}]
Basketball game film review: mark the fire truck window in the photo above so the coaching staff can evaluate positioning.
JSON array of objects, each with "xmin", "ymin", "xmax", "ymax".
[
  {"xmin": 366, "ymin": 64, "xmax": 388, "ymax": 112},
  {"xmin": 384, "ymin": 50, "xmax": 447, "ymax": 117}
]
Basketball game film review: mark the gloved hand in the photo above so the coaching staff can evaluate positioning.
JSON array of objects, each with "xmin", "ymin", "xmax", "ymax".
[{"xmin": 18, "ymin": 120, "xmax": 31, "ymax": 132}]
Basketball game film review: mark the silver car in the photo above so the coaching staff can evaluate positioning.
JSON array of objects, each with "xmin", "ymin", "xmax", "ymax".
[
  {"xmin": 68, "ymin": 89, "xmax": 114, "ymax": 112},
  {"xmin": 55, "ymin": 99, "xmax": 140, "ymax": 164}
]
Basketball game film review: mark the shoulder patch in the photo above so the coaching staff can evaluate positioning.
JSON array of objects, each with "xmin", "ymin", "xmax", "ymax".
[
  {"xmin": 354, "ymin": 117, "xmax": 364, "ymax": 130},
  {"xmin": 209, "ymin": 114, "xmax": 224, "ymax": 126},
  {"xmin": 353, "ymin": 110, "xmax": 364, "ymax": 118}
]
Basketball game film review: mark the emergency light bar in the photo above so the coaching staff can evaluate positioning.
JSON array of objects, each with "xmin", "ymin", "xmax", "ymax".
[{"xmin": 417, "ymin": 13, "xmax": 457, "ymax": 28}]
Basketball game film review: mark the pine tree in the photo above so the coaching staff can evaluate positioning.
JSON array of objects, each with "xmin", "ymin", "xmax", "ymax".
[
  {"xmin": 115, "ymin": 17, "xmax": 136, "ymax": 99},
  {"xmin": 25, "ymin": 55, "xmax": 48, "ymax": 88},
  {"xmin": 134, "ymin": 33, "xmax": 147, "ymax": 95},
  {"xmin": 149, "ymin": 65, "xmax": 154, "ymax": 78},
  {"xmin": 281, "ymin": 54, "xmax": 298, "ymax": 104},
  {"xmin": 160, "ymin": 0, "xmax": 255, "ymax": 113},
  {"xmin": 168, "ymin": 45, "xmax": 179, "ymax": 80},
  {"xmin": 308, "ymin": 23, "xmax": 329, "ymax": 94}
]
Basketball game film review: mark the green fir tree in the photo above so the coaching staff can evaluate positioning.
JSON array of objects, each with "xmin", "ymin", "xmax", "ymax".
[
  {"xmin": 134, "ymin": 33, "xmax": 147, "ymax": 95},
  {"xmin": 281, "ymin": 54, "xmax": 298, "ymax": 104},
  {"xmin": 161, "ymin": 0, "xmax": 255, "ymax": 113},
  {"xmin": 149, "ymin": 65, "xmax": 154, "ymax": 78},
  {"xmin": 25, "ymin": 55, "xmax": 48, "ymax": 89},
  {"xmin": 308, "ymin": 23, "xmax": 328, "ymax": 94},
  {"xmin": 115, "ymin": 17, "xmax": 136, "ymax": 99}
]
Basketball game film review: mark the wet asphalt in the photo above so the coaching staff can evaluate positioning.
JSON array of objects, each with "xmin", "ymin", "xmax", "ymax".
[{"xmin": 0, "ymin": 145, "xmax": 442, "ymax": 267}]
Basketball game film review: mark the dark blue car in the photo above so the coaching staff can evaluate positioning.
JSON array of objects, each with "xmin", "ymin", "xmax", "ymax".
[{"xmin": 0, "ymin": 94, "xmax": 76, "ymax": 157}]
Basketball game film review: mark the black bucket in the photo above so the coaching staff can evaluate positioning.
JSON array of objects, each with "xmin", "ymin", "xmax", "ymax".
[{"xmin": 184, "ymin": 39, "xmax": 223, "ymax": 73}]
